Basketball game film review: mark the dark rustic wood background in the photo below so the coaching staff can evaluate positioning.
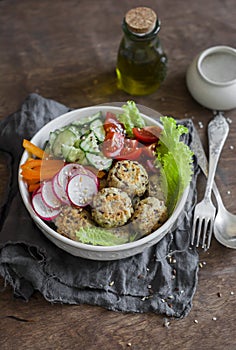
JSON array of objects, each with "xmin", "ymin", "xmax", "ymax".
[{"xmin": 0, "ymin": 1, "xmax": 235, "ymax": 349}]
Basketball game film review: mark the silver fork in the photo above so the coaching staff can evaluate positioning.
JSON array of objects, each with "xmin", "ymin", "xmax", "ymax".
[{"xmin": 191, "ymin": 112, "xmax": 229, "ymax": 249}]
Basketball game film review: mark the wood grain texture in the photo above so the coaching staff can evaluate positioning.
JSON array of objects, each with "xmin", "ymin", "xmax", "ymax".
[{"xmin": 0, "ymin": 0, "xmax": 235, "ymax": 349}]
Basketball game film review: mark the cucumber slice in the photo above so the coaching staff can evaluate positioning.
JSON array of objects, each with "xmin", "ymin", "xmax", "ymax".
[
  {"xmin": 67, "ymin": 125, "xmax": 81, "ymax": 137},
  {"xmin": 73, "ymin": 111, "xmax": 102, "ymax": 126},
  {"xmin": 52, "ymin": 129, "xmax": 77, "ymax": 157},
  {"xmin": 80, "ymin": 131, "xmax": 100, "ymax": 154},
  {"xmin": 86, "ymin": 152, "xmax": 112, "ymax": 170},
  {"xmin": 48, "ymin": 131, "xmax": 58, "ymax": 148},
  {"xmin": 61, "ymin": 144, "xmax": 86, "ymax": 163},
  {"xmin": 90, "ymin": 118, "xmax": 105, "ymax": 142}
]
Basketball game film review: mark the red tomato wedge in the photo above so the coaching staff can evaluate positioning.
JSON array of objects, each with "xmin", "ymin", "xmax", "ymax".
[
  {"xmin": 133, "ymin": 126, "xmax": 162, "ymax": 144},
  {"xmin": 104, "ymin": 112, "xmax": 124, "ymax": 134},
  {"xmin": 115, "ymin": 139, "xmax": 142, "ymax": 161},
  {"xmin": 102, "ymin": 132, "xmax": 125, "ymax": 158}
]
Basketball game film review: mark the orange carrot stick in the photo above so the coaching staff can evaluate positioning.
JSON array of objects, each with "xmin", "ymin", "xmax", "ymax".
[
  {"xmin": 22, "ymin": 139, "xmax": 46, "ymax": 159},
  {"xmin": 28, "ymin": 183, "xmax": 41, "ymax": 192},
  {"xmin": 21, "ymin": 168, "xmax": 41, "ymax": 180},
  {"xmin": 21, "ymin": 159, "xmax": 42, "ymax": 169}
]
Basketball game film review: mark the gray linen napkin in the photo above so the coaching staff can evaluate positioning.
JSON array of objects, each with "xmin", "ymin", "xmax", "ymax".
[{"xmin": 0, "ymin": 94, "xmax": 199, "ymax": 318}]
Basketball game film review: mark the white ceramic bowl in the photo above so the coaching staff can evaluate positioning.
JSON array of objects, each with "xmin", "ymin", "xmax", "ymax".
[
  {"xmin": 18, "ymin": 105, "xmax": 189, "ymax": 261},
  {"xmin": 186, "ymin": 45, "xmax": 236, "ymax": 111}
]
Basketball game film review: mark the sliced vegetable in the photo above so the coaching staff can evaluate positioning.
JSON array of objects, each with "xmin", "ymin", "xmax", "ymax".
[
  {"xmin": 86, "ymin": 152, "xmax": 112, "ymax": 170},
  {"xmin": 41, "ymin": 180, "xmax": 62, "ymax": 209},
  {"xmin": 23, "ymin": 139, "xmax": 46, "ymax": 159},
  {"xmin": 90, "ymin": 118, "xmax": 105, "ymax": 142},
  {"xmin": 66, "ymin": 173, "xmax": 98, "ymax": 207},
  {"xmin": 104, "ymin": 112, "xmax": 124, "ymax": 134},
  {"xmin": 52, "ymin": 128, "xmax": 77, "ymax": 158},
  {"xmin": 28, "ymin": 183, "xmax": 41, "ymax": 193},
  {"xmin": 21, "ymin": 159, "xmax": 42, "ymax": 169},
  {"xmin": 61, "ymin": 144, "xmax": 86, "ymax": 163},
  {"xmin": 115, "ymin": 139, "xmax": 142, "ymax": 161},
  {"xmin": 52, "ymin": 174, "xmax": 71, "ymax": 205},
  {"xmin": 73, "ymin": 111, "xmax": 102, "ymax": 126},
  {"xmin": 32, "ymin": 190, "xmax": 61, "ymax": 221},
  {"xmin": 102, "ymin": 132, "xmax": 125, "ymax": 158},
  {"xmin": 57, "ymin": 163, "xmax": 87, "ymax": 189},
  {"xmin": 133, "ymin": 126, "xmax": 161, "ymax": 144},
  {"xmin": 80, "ymin": 131, "xmax": 100, "ymax": 154}
]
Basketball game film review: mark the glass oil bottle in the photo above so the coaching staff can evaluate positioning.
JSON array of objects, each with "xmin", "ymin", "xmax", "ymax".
[{"xmin": 116, "ymin": 7, "xmax": 167, "ymax": 95}]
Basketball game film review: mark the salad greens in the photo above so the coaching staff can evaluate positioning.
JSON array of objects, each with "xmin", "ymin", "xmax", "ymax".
[
  {"xmin": 118, "ymin": 100, "xmax": 146, "ymax": 137},
  {"xmin": 75, "ymin": 226, "xmax": 127, "ymax": 246},
  {"xmin": 155, "ymin": 116, "xmax": 194, "ymax": 214}
]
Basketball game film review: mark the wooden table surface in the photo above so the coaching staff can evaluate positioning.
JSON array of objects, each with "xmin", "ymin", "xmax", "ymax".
[{"xmin": 0, "ymin": 1, "xmax": 235, "ymax": 349}]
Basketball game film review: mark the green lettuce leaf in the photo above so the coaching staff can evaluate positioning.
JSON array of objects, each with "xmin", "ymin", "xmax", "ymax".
[
  {"xmin": 118, "ymin": 101, "xmax": 145, "ymax": 137},
  {"xmin": 75, "ymin": 226, "xmax": 128, "ymax": 246},
  {"xmin": 155, "ymin": 116, "xmax": 194, "ymax": 214}
]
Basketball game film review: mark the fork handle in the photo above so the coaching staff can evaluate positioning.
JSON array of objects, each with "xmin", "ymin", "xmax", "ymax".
[{"xmin": 204, "ymin": 112, "xmax": 229, "ymax": 200}]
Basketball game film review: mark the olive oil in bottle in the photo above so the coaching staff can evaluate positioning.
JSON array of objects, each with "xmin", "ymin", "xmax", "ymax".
[{"xmin": 116, "ymin": 7, "xmax": 167, "ymax": 95}]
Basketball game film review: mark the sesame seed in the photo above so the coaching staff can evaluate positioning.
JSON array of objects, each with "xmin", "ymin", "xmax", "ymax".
[
  {"xmin": 194, "ymin": 319, "xmax": 199, "ymax": 324},
  {"xmin": 109, "ymin": 281, "xmax": 114, "ymax": 286},
  {"xmin": 230, "ymin": 291, "xmax": 234, "ymax": 295},
  {"xmin": 212, "ymin": 317, "xmax": 217, "ymax": 321}
]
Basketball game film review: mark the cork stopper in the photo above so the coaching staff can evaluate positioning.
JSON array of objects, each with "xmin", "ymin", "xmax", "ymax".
[{"xmin": 125, "ymin": 7, "xmax": 157, "ymax": 34}]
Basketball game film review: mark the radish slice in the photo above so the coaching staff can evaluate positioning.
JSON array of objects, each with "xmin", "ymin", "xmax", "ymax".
[
  {"xmin": 32, "ymin": 191, "xmax": 61, "ymax": 221},
  {"xmin": 71, "ymin": 166, "xmax": 99, "ymax": 186},
  {"xmin": 57, "ymin": 163, "xmax": 87, "ymax": 189},
  {"xmin": 67, "ymin": 173, "xmax": 98, "ymax": 207},
  {"xmin": 52, "ymin": 174, "xmax": 71, "ymax": 205},
  {"xmin": 41, "ymin": 180, "xmax": 62, "ymax": 209}
]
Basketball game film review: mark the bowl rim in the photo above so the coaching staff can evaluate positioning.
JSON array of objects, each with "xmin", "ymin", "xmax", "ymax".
[{"xmin": 18, "ymin": 105, "xmax": 190, "ymax": 254}]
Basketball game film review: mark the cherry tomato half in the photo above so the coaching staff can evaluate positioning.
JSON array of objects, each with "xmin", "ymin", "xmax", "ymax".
[
  {"xmin": 104, "ymin": 112, "xmax": 124, "ymax": 134},
  {"xmin": 133, "ymin": 126, "xmax": 162, "ymax": 144},
  {"xmin": 102, "ymin": 132, "xmax": 125, "ymax": 158},
  {"xmin": 115, "ymin": 139, "xmax": 142, "ymax": 161}
]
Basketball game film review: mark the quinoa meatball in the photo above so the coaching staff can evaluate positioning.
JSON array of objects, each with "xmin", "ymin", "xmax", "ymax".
[
  {"xmin": 91, "ymin": 187, "xmax": 134, "ymax": 228},
  {"xmin": 54, "ymin": 205, "xmax": 93, "ymax": 240},
  {"xmin": 131, "ymin": 197, "xmax": 168, "ymax": 237},
  {"xmin": 107, "ymin": 160, "xmax": 149, "ymax": 197}
]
